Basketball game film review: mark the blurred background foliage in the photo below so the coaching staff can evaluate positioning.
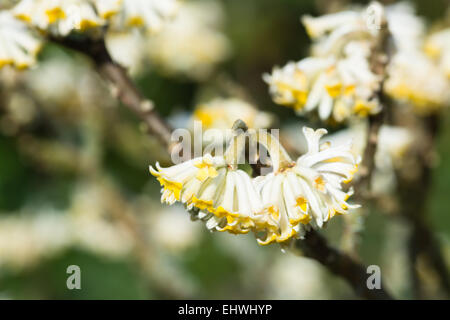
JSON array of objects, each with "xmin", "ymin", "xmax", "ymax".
[{"xmin": 0, "ymin": 0, "xmax": 449, "ymax": 299}]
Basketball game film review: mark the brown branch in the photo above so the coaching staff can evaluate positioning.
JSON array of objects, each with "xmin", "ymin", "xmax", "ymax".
[
  {"xmin": 49, "ymin": 35, "xmax": 175, "ymax": 153},
  {"xmin": 342, "ymin": 15, "xmax": 391, "ymax": 259},
  {"xmin": 396, "ymin": 113, "xmax": 450, "ymax": 298},
  {"xmin": 295, "ymin": 229, "xmax": 393, "ymax": 299},
  {"xmin": 354, "ymin": 16, "xmax": 390, "ymax": 200}
]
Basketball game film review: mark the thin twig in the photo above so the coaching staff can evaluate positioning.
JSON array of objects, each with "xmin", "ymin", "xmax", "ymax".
[{"xmin": 50, "ymin": 35, "xmax": 175, "ymax": 152}]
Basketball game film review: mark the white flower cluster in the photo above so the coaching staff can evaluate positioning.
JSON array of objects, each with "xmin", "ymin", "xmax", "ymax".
[
  {"xmin": 264, "ymin": 3, "xmax": 384, "ymax": 122},
  {"xmin": 192, "ymin": 97, "xmax": 273, "ymax": 131},
  {"xmin": 0, "ymin": 0, "xmax": 180, "ymax": 70},
  {"xmin": 384, "ymin": 3, "xmax": 450, "ymax": 112},
  {"xmin": 145, "ymin": 0, "xmax": 230, "ymax": 80},
  {"xmin": 425, "ymin": 28, "xmax": 450, "ymax": 79},
  {"xmin": 0, "ymin": 10, "xmax": 42, "ymax": 69},
  {"xmin": 106, "ymin": 1, "xmax": 230, "ymax": 80},
  {"xmin": 264, "ymin": 2, "xmax": 450, "ymax": 119},
  {"xmin": 151, "ymin": 126, "xmax": 359, "ymax": 245},
  {"xmin": 322, "ymin": 123, "xmax": 413, "ymax": 195}
]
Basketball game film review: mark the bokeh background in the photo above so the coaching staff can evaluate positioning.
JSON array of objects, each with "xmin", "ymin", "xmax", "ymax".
[{"xmin": 0, "ymin": 0, "xmax": 449, "ymax": 299}]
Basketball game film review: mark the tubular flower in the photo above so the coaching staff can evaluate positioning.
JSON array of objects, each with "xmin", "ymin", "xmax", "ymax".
[
  {"xmin": 0, "ymin": 11, "xmax": 42, "ymax": 69},
  {"xmin": 254, "ymin": 127, "xmax": 360, "ymax": 245},
  {"xmin": 13, "ymin": 0, "xmax": 105, "ymax": 36},
  {"xmin": 263, "ymin": 42, "xmax": 381, "ymax": 122},
  {"xmin": 109, "ymin": 0, "xmax": 180, "ymax": 34},
  {"xmin": 150, "ymin": 154, "xmax": 269, "ymax": 236}
]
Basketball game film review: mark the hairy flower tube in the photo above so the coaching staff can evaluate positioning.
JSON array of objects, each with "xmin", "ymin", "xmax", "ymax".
[
  {"xmin": 0, "ymin": 10, "xmax": 42, "ymax": 69},
  {"xmin": 150, "ymin": 121, "xmax": 359, "ymax": 245}
]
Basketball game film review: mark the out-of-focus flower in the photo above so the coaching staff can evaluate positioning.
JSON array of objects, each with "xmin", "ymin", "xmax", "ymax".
[
  {"xmin": 151, "ymin": 126, "xmax": 359, "ymax": 246},
  {"xmin": 24, "ymin": 55, "xmax": 114, "ymax": 112},
  {"xmin": 12, "ymin": 0, "xmax": 179, "ymax": 36},
  {"xmin": 384, "ymin": 3, "xmax": 450, "ymax": 112},
  {"xmin": 94, "ymin": 0, "xmax": 122, "ymax": 19},
  {"xmin": 147, "ymin": 204, "xmax": 202, "ymax": 252},
  {"xmin": 425, "ymin": 28, "xmax": 450, "ymax": 78},
  {"xmin": 253, "ymin": 127, "xmax": 360, "ymax": 245},
  {"xmin": 386, "ymin": 2, "xmax": 426, "ymax": 52},
  {"xmin": 105, "ymin": 30, "xmax": 146, "ymax": 75},
  {"xmin": 264, "ymin": 2, "xmax": 386, "ymax": 122},
  {"xmin": 0, "ymin": 0, "xmax": 19, "ymax": 10},
  {"xmin": 322, "ymin": 122, "xmax": 414, "ymax": 194},
  {"xmin": 191, "ymin": 98, "xmax": 273, "ymax": 145},
  {"xmin": 264, "ymin": 42, "xmax": 381, "ymax": 122},
  {"xmin": 145, "ymin": 0, "xmax": 230, "ymax": 80},
  {"xmin": 109, "ymin": 0, "xmax": 180, "ymax": 34},
  {"xmin": 322, "ymin": 123, "xmax": 413, "ymax": 163},
  {"xmin": 69, "ymin": 182, "xmax": 134, "ymax": 257},
  {"xmin": 267, "ymin": 255, "xmax": 331, "ymax": 299},
  {"xmin": 385, "ymin": 51, "xmax": 450, "ymax": 112},
  {"xmin": 0, "ymin": 210, "xmax": 72, "ymax": 269},
  {"xmin": 302, "ymin": 2, "xmax": 390, "ymax": 58},
  {"xmin": 13, "ymin": 0, "xmax": 106, "ymax": 36},
  {"xmin": 193, "ymin": 98, "xmax": 272, "ymax": 131},
  {"xmin": 0, "ymin": 11, "xmax": 42, "ymax": 69}
]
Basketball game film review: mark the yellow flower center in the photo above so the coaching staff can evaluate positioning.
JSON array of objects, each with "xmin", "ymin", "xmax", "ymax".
[
  {"xmin": 267, "ymin": 206, "xmax": 280, "ymax": 220},
  {"xmin": 314, "ymin": 176, "xmax": 326, "ymax": 192},
  {"xmin": 45, "ymin": 7, "xmax": 66, "ymax": 24},
  {"xmin": 195, "ymin": 162, "xmax": 218, "ymax": 182},
  {"xmin": 127, "ymin": 16, "xmax": 144, "ymax": 27},
  {"xmin": 325, "ymin": 83, "xmax": 342, "ymax": 98},
  {"xmin": 295, "ymin": 196, "xmax": 308, "ymax": 212},
  {"xmin": 353, "ymin": 100, "xmax": 374, "ymax": 116}
]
